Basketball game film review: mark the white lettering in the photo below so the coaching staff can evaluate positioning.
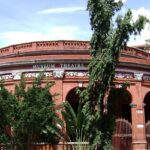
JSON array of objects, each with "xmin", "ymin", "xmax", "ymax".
[
  {"xmin": 71, "ymin": 64, "xmax": 75, "ymax": 68},
  {"xmin": 33, "ymin": 63, "xmax": 85, "ymax": 69}
]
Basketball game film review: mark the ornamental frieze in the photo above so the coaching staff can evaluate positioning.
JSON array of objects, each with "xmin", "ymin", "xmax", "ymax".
[
  {"xmin": 53, "ymin": 70, "xmax": 64, "ymax": 78},
  {"xmin": 134, "ymin": 73, "xmax": 143, "ymax": 80},
  {"xmin": 0, "ymin": 71, "xmax": 150, "ymax": 81},
  {"xmin": 143, "ymin": 75, "xmax": 150, "ymax": 81},
  {"xmin": 0, "ymin": 74, "xmax": 13, "ymax": 80},
  {"xmin": 24, "ymin": 72, "xmax": 53, "ymax": 78},
  {"xmin": 65, "ymin": 71, "xmax": 89, "ymax": 77},
  {"xmin": 115, "ymin": 72, "xmax": 134, "ymax": 79},
  {"xmin": 12, "ymin": 72, "xmax": 22, "ymax": 80}
]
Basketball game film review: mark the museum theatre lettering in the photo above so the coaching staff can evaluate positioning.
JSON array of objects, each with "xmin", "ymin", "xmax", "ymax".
[{"xmin": 33, "ymin": 63, "xmax": 85, "ymax": 70}]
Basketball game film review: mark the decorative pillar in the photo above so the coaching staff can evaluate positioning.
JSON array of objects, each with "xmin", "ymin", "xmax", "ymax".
[
  {"xmin": 131, "ymin": 73, "xmax": 147, "ymax": 150},
  {"xmin": 131, "ymin": 103, "xmax": 147, "ymax": 150},
  {"xmin": 52, "ymin": 70, "xmax": 66, "ymax": 142},
  {"xmin": 52, "ymin": 70, "xmax": 64, "ymax": 106}
]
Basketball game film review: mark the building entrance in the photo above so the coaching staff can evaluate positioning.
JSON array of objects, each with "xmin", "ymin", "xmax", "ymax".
[
  {"xmin": 110, "ymin": 88, "xmax": 132, "ymax": 150},
  {"xmin": 144, "ymin": 91, "xmax": 150, "ymax": 148},
  {"xmin": 66, "ymin": 87, "xmax": 85, "ymax": 114}
]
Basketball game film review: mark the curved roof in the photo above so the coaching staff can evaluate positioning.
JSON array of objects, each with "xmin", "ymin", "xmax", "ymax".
[{"xmin": 0, "ymin": 40, "xmax": 149, "ymax": 68}]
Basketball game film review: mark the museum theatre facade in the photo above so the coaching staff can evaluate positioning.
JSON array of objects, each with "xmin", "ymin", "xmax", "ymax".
[{"xmin": 0, "ymin": 40, "xmax": 150, "ymax": 150}]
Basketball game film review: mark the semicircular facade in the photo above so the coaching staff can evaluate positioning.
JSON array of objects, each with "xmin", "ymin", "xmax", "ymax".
[{"xmin": 0, "ymin": 40, "xmax": 150, "ymax": 149}]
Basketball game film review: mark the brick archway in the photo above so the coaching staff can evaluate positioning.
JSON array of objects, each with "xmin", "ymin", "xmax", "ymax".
[
  {"xmin": 144, "ymin": 91, "xmax": 150, "ymax": 123},
  {"xmin": 108, "ymin": 88, "xmax": 132, "ymax": 122},
  {"xmin": 109, "ymin": 89, "xmax": 132, "ymax": 149},
  {"xmin": 144, "ymin": 91, "xmax": 150, "ymax": 148},
  {"xmin": 63, "ymin": 83, "xmax": 87, "ymax": 102},
  {"xmin": 65, "ymin": 87, "xmax": 86, "ymax": 114}
]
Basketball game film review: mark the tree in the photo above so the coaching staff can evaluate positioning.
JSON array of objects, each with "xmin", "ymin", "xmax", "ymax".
[
  {"xmin": 86, "ymin": 0, "xmax": 149, "ymax": 149},
  {"xmin": 144, "ymin": 39, "xmax": 150, "ymax": 52},
  {"xmin": 13, "ymin": 74, "xmax": 63, "ymax": 149},
  {"xmin": 0, "ymin": 81, "xmax": 17, "ymax": 144}
]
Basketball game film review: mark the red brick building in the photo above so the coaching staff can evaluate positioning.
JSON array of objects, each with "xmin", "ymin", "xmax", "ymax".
[{"xmin": 0, "ymin": 40, "xmax": 150, "ymax": 150}]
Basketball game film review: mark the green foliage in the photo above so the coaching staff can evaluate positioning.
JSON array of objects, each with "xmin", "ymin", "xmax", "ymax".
[
  {"xmin": 13, "ymin": 74, "xmax": 63, "ymax": 146},
  {"xmin": 61, "ymin": 100, "xmax": 98, "ymax": 149},
  {"xmin": 87, "ymin": 0, "xmax": 149, "ymax": 149},
  {"xmin": 145, "ymin": 39, "xmax": 150, "ymax": 51},
  {"xmin": 0, "ymin": 73, "xmax": 64, "ymax": 148},
  {"xmin": 15, "ymin": 74, "xmax": 25, "ymax": 100},
  {"xmin": 0, "ymin": 81, "xmax": 17, "ymax": 143}
]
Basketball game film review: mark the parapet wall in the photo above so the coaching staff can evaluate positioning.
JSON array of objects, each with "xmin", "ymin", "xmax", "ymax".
[
  {"xmin": 0, "ymin": 41, "xmax": 90, "ymax": 56},
  {"xmin": 0, "ymin": 40, "xmax": 149, "ymax": 58}
]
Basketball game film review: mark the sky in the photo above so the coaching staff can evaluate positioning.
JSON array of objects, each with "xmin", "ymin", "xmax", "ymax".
[{"xmin": 0, "ymin": 0, "xmax": 150, "ymax": 48}]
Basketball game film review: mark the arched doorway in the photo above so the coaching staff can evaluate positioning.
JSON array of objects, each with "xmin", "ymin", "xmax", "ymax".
[
  {"xmin": 144, "ymin": 92, "xmax": 150, "ymax": 123},
  {"xmin": 109, "ymin": 88, "xmax": 132, "ymax": 122},
  {"xmin": 144, "ymin": 91, "xmax": 150, "ymax": 147},
  {"xmin": 66, "ymin": 87, "xmax": 85, "ymax": 114},
  {"xmin": 110, "ymin": 88, "xmax": 132, "ymax": 150}
]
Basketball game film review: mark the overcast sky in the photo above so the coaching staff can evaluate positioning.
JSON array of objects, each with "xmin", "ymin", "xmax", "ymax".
[{"xmin": 0, "ymin": 0, "xmax": 150, "ymax": 47}]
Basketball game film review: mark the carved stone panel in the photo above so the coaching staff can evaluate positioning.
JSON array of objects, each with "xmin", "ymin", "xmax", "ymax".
[
  {"xmin": 53, "ymin": 70, "xmax": 64, "ymax": 78},
  {"xmin": 12, "ymin": 72, "xmax": 22, "ymax": 80},
  {"xmin": 143, "ymin": 75, "xmax": 150, "ymax": 81},
  {"xmin": 65, "ymin": 71, "xmax": 88, "ymax": 77},
  {"xmin": 115, "ymin": 72, "xmax": 133, "ymax": 79},
  {"xmin": 0, "ymin": 74, "xmax": 13, "ymax": 80},
  {"xmin": 134, "ymin": 73, "xmax": 143, "ymax": 80}
]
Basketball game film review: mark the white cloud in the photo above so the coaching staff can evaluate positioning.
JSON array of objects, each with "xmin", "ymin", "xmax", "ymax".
[
  {"xmin": 128, "ymin": 24, "xmax": 150, "ymax": 46},
  {"xmin": 0, "ymin": 26, "xmax": 91, "ymax": 47},
  {"xmin": 37, "ymin": 6, "xmax": 86, "ymax": 15},
  {"xmin": 128, "ymin": 7, "xmax": 150, "ymax": 46},
  {"xmin": 132, "ymin": 7, "xmax": 150, "ymax": 21},
  {"xmin": 115, "ymin": 0, "xmax": 127, "ymax": 3},
  {"xmin": 48, "ymin": 26, "xmax": 80, "ymax": 39}
]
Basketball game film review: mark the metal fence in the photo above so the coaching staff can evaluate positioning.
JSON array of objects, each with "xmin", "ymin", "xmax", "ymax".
[
  {"xmin": 0, "ymin": 142, "xmax": 91, "ymax": 150},
  {"xmin": 112, "ymin": 118, "xmax": 132, "ymax": 150}
]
